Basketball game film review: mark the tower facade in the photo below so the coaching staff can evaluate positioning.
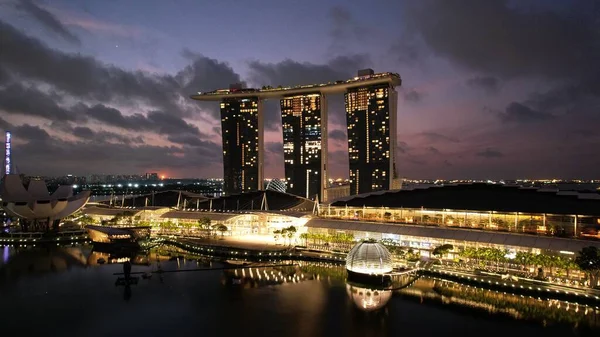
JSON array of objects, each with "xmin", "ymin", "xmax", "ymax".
[
  {"xmin": 345, "ymin": 81, "xmax": 398, "ymax": 195},
  {"xmin": 280, "ymin": 93, "xmax": 327, "ymax": 200},
  {"xmin": 220, "ymin": 97, "xmax": 264, "ymax": 195},
  {"xmin": 3, "ymin": 131, "xmax": 11, "ymax": 177}
]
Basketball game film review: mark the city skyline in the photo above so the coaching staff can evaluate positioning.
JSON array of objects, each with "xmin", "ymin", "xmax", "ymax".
[{"xmin": 0, "ymin": 0, "xmax": 599, "ymax": 180}]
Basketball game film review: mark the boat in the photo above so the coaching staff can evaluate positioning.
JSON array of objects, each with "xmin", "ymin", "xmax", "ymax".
[
  {"xmin": 223, "ymin": 259, "xmax": 252, "ymax": 266},
  {"xmin": 85, "ymin": 225, "xmax": 151, "ymax": 245}
]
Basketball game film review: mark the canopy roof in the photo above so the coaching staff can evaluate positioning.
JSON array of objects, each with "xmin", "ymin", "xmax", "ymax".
[
  {"xmin": 331, "ymin": 183, "xmax": 600, "ymax": 216},
  {"xmin": 306, "ymin": 218, "xmax": 600, "ymax": 252}
]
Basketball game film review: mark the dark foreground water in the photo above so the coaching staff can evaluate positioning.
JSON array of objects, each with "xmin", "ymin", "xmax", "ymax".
[{"xmin": 1, "ymin": 245, "xmax": 599, "ymax": 337}]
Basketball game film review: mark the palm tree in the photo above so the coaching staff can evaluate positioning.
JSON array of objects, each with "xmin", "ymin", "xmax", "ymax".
[
  {"xmin": 299, "ymin": 233, "xmax": 308, "ymax": 246},
  {"xmin": 273, "ymin": 230, "xmax": 281, "ymax": 243},
  {"xmin": 432, "ymin": 244, "xmax": 454, "ymax": 258},
  {"xmin": 198, "ymin": 217, "xmax": 212, "ymax": 238},
  {"xmin": 216, "ymin": 224, "xmax": 228, "ymax": 237},
  {"xmin": 576, "ymin": 246, "xmax": 600, "ymax": 288},
  {"xmin": 286, "ymin": 226, "xmax": 297, "ymax": 246}
]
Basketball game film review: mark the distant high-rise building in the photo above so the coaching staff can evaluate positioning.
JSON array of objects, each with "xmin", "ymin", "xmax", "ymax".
[
  {"xmin": 280, "ymin": 93, "xmax": 327, "ymax": 200},
  {"xmin": 220, "ymin": 96, "xmax": 264, "ymax": 195},
  {"xmin": 145, "ymin": 172, "xmax": 159, "ymax": 181},
  {"xmin": 345, "ymin": 74, "xmax": 398, "ymax": 195}
]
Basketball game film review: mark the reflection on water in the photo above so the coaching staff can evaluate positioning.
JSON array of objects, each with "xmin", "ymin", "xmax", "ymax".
[
  {"xmin": 397, "ymin": 278, "xmax": 600, "ymax": 329},
  {"xmin": 1, "ymin": 244, "xmax": 600, "ymax": 335},
  {"xmin": 346, "ymin": 284, "xmax": 392, "ymax": 311}
]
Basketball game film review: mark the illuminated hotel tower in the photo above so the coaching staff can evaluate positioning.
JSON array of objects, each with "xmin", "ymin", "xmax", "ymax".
[
  {"xmin": 220, "ymin": 96, "xmax": 264, "ymax": 195},
  {"xmin": 280, "ymin": 93, "xmax": 327, "ymax": 200},
  {"xmin": 345, "ymin": 69, "xmax": 398, "ymax": 195}
]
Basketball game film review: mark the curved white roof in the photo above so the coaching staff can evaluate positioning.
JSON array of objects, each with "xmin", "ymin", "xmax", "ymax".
[
  {"xmin": 346, "ymin": 241, "xmax": 393, "ymax": 275},
  {"xmin": 27, "ymin": 180, "xmax": 50, "ymax": 199},
  {"xmin": 1, "ymin": 175, "xmax": 90, "ymax": 220}
]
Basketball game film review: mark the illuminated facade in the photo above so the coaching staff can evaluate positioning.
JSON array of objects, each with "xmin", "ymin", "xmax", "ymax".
[
  {"xmin": 220, "ymin": 97, "xmax": 264, "ymax": 195},
  {"xmin": 345, "ymin": 74, "xmax": 398, "ymax": 195},
  {"xmin": 3, "ymin": 131, "xmax": 11, "ymax": 177},
  {"xmin": 280, "ymin": 93, "xmax": 327, "ymax": 200},
  {"xmin": 190, "ymin": 71, "xmax": 401, "ymax": 197}
]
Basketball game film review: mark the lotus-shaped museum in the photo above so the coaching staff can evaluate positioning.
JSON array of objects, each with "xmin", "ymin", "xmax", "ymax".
[{"xmin": 1, "ymin": 174, "xmax": 90, "ymax": 225}]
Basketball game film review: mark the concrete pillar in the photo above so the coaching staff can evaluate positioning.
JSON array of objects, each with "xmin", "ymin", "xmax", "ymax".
[
  {"xmin": 320, "ymin": 93, "xmax": 328, "ymax": 202},
  {"xmin": 257, "ymin": 99, "xmax": 264, "ymax": 190}
]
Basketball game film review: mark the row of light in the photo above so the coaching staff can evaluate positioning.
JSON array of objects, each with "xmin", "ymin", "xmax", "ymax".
[
  {"xmin": 434, "ymin": 269, "xmax": 600, "ymax": 301},
  {"xmin": 429, "ymin": 277, "xmax": 600, "ymax": 313}
]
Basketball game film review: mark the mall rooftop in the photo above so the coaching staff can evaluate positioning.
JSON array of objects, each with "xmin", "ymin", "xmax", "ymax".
[{"xmin": 331, "ymin": 183, "xmax": 600, "ymax": 216}]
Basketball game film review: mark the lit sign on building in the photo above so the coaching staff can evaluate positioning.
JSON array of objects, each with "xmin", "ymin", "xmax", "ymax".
[{"xmin": 4, "ymin": 131, "xmax": 11, "ymax": 176}]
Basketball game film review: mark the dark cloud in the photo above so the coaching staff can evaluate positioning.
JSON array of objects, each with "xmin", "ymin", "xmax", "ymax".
[
  {"xmin": 466, "ymin": 76, "xmax": 500, "ymax": 94},
  {"xmin": 328, "ymin": 150, "xmax": 349, "ymax": 178},
  {"xmin": 85, "ymin": 104, "xmax": 144, "ymax": 129},
  {"xmin": 401, "ymin": 0, "xmax": 599, "ymax": 80},
  {"xmin": 146, "ymin": 111, "xmax": 203, "ymax": 137},
  {"xmin": 499, "ymin": 102, "xmax": 554, "ymax": 124},
  {"xmin": 403, "ymin": 89, "xmax": 424, "ymax": 102},
  {"xmin": 166, "ymin": 134, "xmax": 213, "ymax": 148},
  {"xmin": 405, "ymin": 157, "xmax": 427, "ymax": 166},
  {"xmin": 0, "ymin": 66, "xmax": 10, "ymax": 84},
  {"xmin": 526, "ymin": 77, "xmax": 600, "ymax": 112},
  {"xmin": 476, "ymin": 148, "xmax": 504, "ymax": 159},
  {"xmin": 427, "ymin": 146, "xmax": 440, "ymax": 155},
  {"xmin": 177, "ymin": 50, "xmax": 245, "ymax": 95},
  {"xmin": 397, "ymin": 141, "xmax": 410, "ymax": 153},
  {"xmin": 72, "ymin": 126, "xmax": 94, "ymax": 139},
  {"xmin": 11, "ymin": 128, "xmax": 222, "ymax": 176},
  {"xmin": 247, "ymin": 55, "xmax": 369, "ymax": 88},
  {"xmin": 443, "ymin": 160, "xmax": 452, "ymax": 167},
  {"xmin": 328, "ymin": 6, "xmax": 367, "ymax": 44},
  {"xmin": 418, "ymin": 132, "xmax": 460, "ymax": 143},
  {"xmin": 329, "ymin": 129, "xmax": 346, "ymax": 142},
  {"xmin": 247, "ymin": 55, "xmax": 369, "ymax": 129},
  {"xmin": 0, "ymin": 21, "xmax": 242, "ymax": 119},
  {"xmin": 0, "ymin": 117, "xmax": 14, "ymax": 131},
  {"xmin": 13, "ymin": 124, "xmax": 50, "ymax": 142},
  {"xmin": 15, "ymin": 0, "xmax": 81, "ymax": 45},
  {"xmin": 85, "ymin": 104, "xmax": 204, "ymax": 139},
  {"xmin": 261, "ymin": 100, "xmax": 282, "ymax": 132},
  {"xmin": 0, "ymin": 83, "xmax": 80, "ymax": 121},
  {"xmin": 265, "ymin": 142, "xmax": 282, "ymax": 154},
  {"xmin": 70, "ymin": 126, "xmax": 143, "ymax": 145}
]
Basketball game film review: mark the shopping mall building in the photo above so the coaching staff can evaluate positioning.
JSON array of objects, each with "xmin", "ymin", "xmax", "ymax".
[{"xmin": 83, "ymin": 184, "xmax": 600, "ymax": 256}]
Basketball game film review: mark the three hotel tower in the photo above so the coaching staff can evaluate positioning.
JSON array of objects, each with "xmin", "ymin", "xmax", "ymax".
[{"xmin": 191, "ymin": 69, "xmax": 401, "ymax": 201}]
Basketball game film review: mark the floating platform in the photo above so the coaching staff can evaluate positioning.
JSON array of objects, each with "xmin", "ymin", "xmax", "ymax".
[
  {"xmin": 347, "ymin": 270, "xmax": 392, "ymax": 287},
  {"xmin": 115, "ymin": 277, "xmax": 139, "ymax": 286}
]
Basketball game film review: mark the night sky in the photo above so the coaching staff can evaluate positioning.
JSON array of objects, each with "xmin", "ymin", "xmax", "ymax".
[{"xmin": 0, "ymin": 0, "xmax": 598, "ymax": 180}]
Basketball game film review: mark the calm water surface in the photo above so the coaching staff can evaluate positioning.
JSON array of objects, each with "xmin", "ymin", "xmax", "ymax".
[{"xmin": 0, "ymin": 245, "xmax": 598, "ymax": 337}]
